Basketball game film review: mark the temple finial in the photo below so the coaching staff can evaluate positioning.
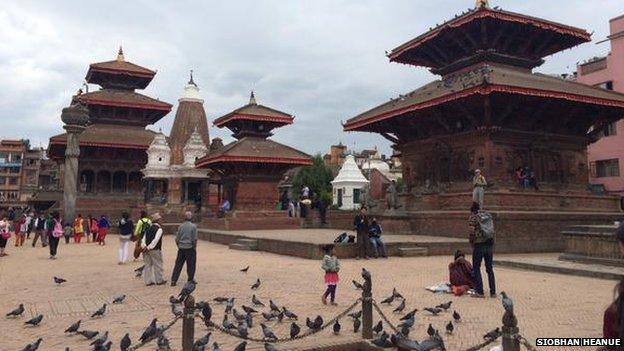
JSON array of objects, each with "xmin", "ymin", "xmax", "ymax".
[
  {"xmin": 117, "ymin": 46, "xmax": 125, "ymax": 61},
  {"xmin": 249, "ymin": 91, "xmax": 257, "ymax": 105},
  {"xmin": 475, "ymin": 0, "xmax": 489, "ymax": 8},
  {"xmin": 188, "ymin": 69, "xmax": 196, "ymax": 86}
]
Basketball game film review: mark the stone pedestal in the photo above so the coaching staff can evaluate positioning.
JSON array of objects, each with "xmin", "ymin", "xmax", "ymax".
[{"xmin": 61, "ymin": 104, "xmax": 88, "ymax": 225}]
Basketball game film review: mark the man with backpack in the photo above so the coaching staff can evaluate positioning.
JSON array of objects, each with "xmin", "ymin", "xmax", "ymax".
[
  {"xmin": 468, "ymin": 202, "xmax": 496, "ymax": 298},
  {"xmin": 133, "ymin": 211, "xmax": 151, "ymax": 260}
]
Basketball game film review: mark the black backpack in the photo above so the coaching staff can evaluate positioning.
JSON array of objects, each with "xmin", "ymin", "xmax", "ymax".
[{"xmin": 333, "ymin": 232, "xmax": 348, "ymax": 244}]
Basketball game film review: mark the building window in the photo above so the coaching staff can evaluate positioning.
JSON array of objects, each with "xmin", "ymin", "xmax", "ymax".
[
  {"xmin": 353, "ymin": 188, "xmax": 361, "ymax": 204},
  {"xmin": 593, "ymin": 159, "xmax": 620, "ymax": 178},
  {"xmin": 8, "ymin": 177, "xmax": 18, "ymax": 185},
  {"xmin": 596, "ymin": 81, "xmax": 614, "ymax": 90}
]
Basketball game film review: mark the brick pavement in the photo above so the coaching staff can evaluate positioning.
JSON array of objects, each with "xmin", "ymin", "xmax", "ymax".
[{"xmin": 0, "ymin": 235, "xmax": 614, "ymax": 351}]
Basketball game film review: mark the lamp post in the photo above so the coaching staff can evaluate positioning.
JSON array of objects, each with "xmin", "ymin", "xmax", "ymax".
[{"xmin": 61, "ymin": 102, "xmax": 89, "ymax": 225}]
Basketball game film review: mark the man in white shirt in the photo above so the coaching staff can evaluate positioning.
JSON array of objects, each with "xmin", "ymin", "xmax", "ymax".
[{"xmin": 141, "ymin": 212, "xmax": 166, "ymax": 286}]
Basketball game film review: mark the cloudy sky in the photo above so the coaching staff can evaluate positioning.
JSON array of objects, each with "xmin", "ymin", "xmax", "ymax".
[{"xmin": 0, "ymin": 0, "xmax": 622, "ymax": 156}]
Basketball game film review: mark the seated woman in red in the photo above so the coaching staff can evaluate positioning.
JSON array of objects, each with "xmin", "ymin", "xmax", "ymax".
[{"xmin": 449, "ymin": 250, "xmax": 474, "ymax": 295}]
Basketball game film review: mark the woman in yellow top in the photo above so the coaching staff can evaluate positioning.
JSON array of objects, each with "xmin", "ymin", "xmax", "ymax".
[{"xmin": 73, "ymin": 214, "xmax": 85, "ymax": 243}]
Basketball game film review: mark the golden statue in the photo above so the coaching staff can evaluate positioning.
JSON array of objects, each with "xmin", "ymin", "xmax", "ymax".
[{"xmin": 476, "ymin": 0, "xmax": 489, "ymax": 8}]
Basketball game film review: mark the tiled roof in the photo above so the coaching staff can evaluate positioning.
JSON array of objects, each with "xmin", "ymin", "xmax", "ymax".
[
  {"xmin": 196, "ymin": 137, "xmax": 311, "ymax": 168},
  {"xmin": 213, "ymin": 103, "xmax": 293, "ymax": 127},
  {"xmin": 49, "ymin": 124, "xmax": 157, "ymax": 150},
  {"xmin": 87, "ymin": 59, "xmax": 155, "ymax": 78},
  {"xmin": 77, "ymin": 89, "xmax": 172, "ymax": 111}
]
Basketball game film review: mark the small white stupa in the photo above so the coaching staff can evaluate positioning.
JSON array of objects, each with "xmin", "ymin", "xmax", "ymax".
[{"xmin": 331, "ymin": 154, "xmax": 369, "ymax": 210}]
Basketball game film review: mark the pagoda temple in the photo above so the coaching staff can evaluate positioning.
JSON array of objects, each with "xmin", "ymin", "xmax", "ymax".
[
  {"xmin": 343, "ymin": 2, "xmax": 624, "ymax": 252},
  {"xmin": 196, "ymin": 92, "xmax": 312, "ymax": 211},
  {"xmin": 49, "ymin": 48, "xmax": 172, "ymax": 213}
]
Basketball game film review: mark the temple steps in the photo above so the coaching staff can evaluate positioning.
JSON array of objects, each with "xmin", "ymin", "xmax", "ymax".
[
  {"xmin": 229, "ymin": 238, "xmax": 259, "ymax": 251},
  {"xmin": 397, "ymin": 246, "xmax": 429, "ymax": 257}
]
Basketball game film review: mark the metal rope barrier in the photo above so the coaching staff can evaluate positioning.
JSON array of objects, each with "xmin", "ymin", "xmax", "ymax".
[
  {"xmin": 197, "ymin": 298, "xmax": 361, "ymax": 344},
  {"xmin": 517, "ymin": 334, "xmax": 538, "ymax": 351},
  {"xmin": 371, "ymin": 300, "xmax": 399, "ymax": 333},
  {"xmin": 127, "ymin": 315, "xmax": 182, "ymax": 351},
  {"xmin": 457, "ymin": 334, "xmax": 501, "ymax": 351}
]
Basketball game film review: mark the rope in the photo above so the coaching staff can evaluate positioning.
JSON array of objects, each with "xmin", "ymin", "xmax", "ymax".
[
  {"xmin": 517, "ymin": 334, "xmax": 539, "ymax": 351},
  {"xmin": 371, "ymin": 300, "xmax": 399, "ymax": 333},
  {"xmin": 127, "ymin": 315, "xmax": 182, "ymax": 351},
  {"xmin": 198, "ymin": 298, "xmax": 361, "ymax": 344},
  {"xmin": 457, "ymin": 334, "xmax": 501, "ymax": 351}
]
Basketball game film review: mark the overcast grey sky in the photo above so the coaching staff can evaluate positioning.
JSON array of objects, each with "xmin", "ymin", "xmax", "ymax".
[{"xmin": 0, "ymin": 0, "xmax": 622, "ymax": 156}]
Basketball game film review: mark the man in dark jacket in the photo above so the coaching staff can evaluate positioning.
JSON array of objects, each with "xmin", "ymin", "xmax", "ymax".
[
  {"xmin": 353, "ymin": 206, "xmax": 370, "ymax": 259},
  {"xmin": 141, "ymin": 213, "xmax": 166, "ymax": 286},
  {"xmin": 468, "ymin": 202, "xmax": 496, "ymax": 298},
  {"xmin": 171, "ymin": 211, "xmax": 198, "ymax": 287}
]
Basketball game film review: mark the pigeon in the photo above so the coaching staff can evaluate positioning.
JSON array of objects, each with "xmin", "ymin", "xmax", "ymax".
[
  {"xmin": 282, "ymin": 307, "xmax": 298, "ymax": 320},
  {"xmin": 264, "ymin": 343, "xmax": 278, "ymax": 351},
  {"xmin": 446, "ymin": 321, "xmax": 454, "ymax": 334},
  {"xmin": 193, "ymin": 333, "xmax": 211, "ymax": 350},
  {"xmin": 251, "ymin": 278, "xmax": 261, "ymax": 290},
  {"xmin": 24, "ymin": 314, "xmax": 43, "ymax": 326},
  {"xmin": 178, "ymin": 281, "xmax": 196, "ymax": 300},
  {"xmin": 78, "ymin": 330, "xmax": 99, "ymax": 340},
  {"xmin": 120, "ymin": 333, "xmax": 131, "ymax": 351},
  {"xmin": 242, "ymin": 305, "xmax": 258, "ymax": 315},
  {"xmin": 277, "ymin": 310, "xmax": 285, "ymax": 323},
  {"xmin": 348, "ymin": 310, "xmax": 362, "ymax": 320},
  {"xmin": 391, "ymin": 287, "xmax": 404, "ymax": 299},
  {"xmin": 135, "ymin": 265, "xmax": 145, "ymax": 278},
  {"xmin": 201, "ymin": 303, "xmax": 212, "ymax": 323},
  {"xmin": 371, "ymin": 332, "xmax": 390, "ymax": 347},
  {"xmin": 139, "ymin": 318, "xmax": 159, "ymax": 342},
  {"xmin": 380, "ymin": 295, "xmax": 394, "ymax": 304},
  {"xmin": 222, "ymin": 315, "xmax": 236, "ymax": 330},
  {"xmin": 400, "ymin": 309, "xmax": 418, "ymax": 321},
  {"xmin": 93, "ymin": 341, "xmax": 112, "ymax": 351},
  {"xmin": 261, "ymin": 323, "xmax": 278, "ymax": 341},
  {"xmin": 171, "ymin": 302, "xmax": 183, "ymax": 317},
  {"xmin": 424, "ymin": 307, "xmax": 443, "ymax": 316},
  {"xmin": 436, "ymin": 301, "xmax": 452, "ymax": 311},
  {"xmin": 333, "ymin": 319, "xmax": 341, "ymax": 334},
  {"xmin": 134, "ymin": 265, "xmax": 145, "ymax": 273},
  {"xmin": 91, "ymin": 304, "xmax": 107, "ymax": 318},
  {"xmin": 373, "ymin": 320, "xmax": 383, "ymax": 334},
  {"xmin": 393, "ymin": 333, "xmax": 420, "ymax": 350},
  {"xmin": 290, "ymin": 322, "xmax": 301, "ymax": 338},
  {"xmin": 233, "ymin": 341, "xmax": 247, "ymax": 351},
  {"xmin": 213, "ymin": 297, "xmax": 229, "ymax": 304},
  {"xmin": 393, "ymin": 299, "xmax": 406, "ymax": 313},
  {"xmin": 483, "ymin": 327, "xmax": 501, "ymax": 340},
  {"xmin": 501, "ymin": 291, "xmax": 514, "ymax": 314},
  {"xmin": 269, "ymin": 300, "xmax": 280, "ymax": 313},
  {"xmin": 453, "ymin": 310, "xmax": 461, "ymax": 322},
  {"xmin": 225, "ymin": 298, "xmax": 235, "ymax": 314},
  {"xmin": 262, "ymin": 311, "xmax": 276, "ymax": 321},
  {"xmin": 397, "ymin": 316, "xmax": 414, "ymax": 329},
  {"xmin": 112, "ymin": 295, "xmax": 126, "ymax": 304},
  {"xmin": 169, "ymin": 295, "xmax": 181, "ymax": 304},
  {"xmin": 312, "ymin": 315, "xmax": 323, "ymax": 330},
  {"xmin": 361, "ymin": 268, "xmax": 371, "ymax": 281},
  {"xmin": 252, "ymin": 295, "xmax": 265, "ymax": 307},
  {"xmin": 240, "ymin": 266, "xmax": 249, "ymax": 273},
  {"xmin": 237, "ymin": 323, "xmax": 249, "ymax": 339},
  {"xmin": 353, "ymin": 318, "xmax": 361, "ymax": 333},
  {"xmin": 7, "ymin": 303, "xmax": 25, "ymax": 317},
  {"xmin": 245, "ymin": 312, "xmax": 253, "ymax": 328},
  {"xmin": 352, "ymin": 280, "xmax": 364, "ymax": 290},
  {"xmin": 90, "ymin": 331, "xmax": 108, "ymax": 346},
  {"xmin": 427, "ymin": 324, "xmax": 436, "ymax": 337},
  {"xmin": 54, "ymin": 276, "xmax": 67, "ymax": 285},
  {"xmin": 212, "ymin": 342, "xmax": 222, "ymax": 351},
  {"xmin": 400, "ymin": 325, "xmax": 410, "ymax": 337},
  {"xmin": 233, "ymin": 308, "xmax": 246, "ymax": 321},
  {"xmin": 64, "ymin": 319, "xmax": 81, "ymax": 333},
  {"xmin": 19, "ymin": 338, "xmax": 42, "ymax": 351},
  {"xmin": 157, "ymin": 334, "xmax": 171, "ymax": 350}
]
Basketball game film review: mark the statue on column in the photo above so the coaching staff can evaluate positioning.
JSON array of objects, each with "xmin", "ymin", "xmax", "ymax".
[
  {"xmin": 61, "ymin": 100, "xmax": 89, "ymax": 225},
  {"xmin": 476, "ymin": 0, "xmax": 489, "ymax": 8}
]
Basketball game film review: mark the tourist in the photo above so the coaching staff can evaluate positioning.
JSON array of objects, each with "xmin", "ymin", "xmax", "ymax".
[
  {"xmin": 602, "ymin": 224, "xmax": 624, "ymax": 348},
  {"xmin": 48, "ymin": 211, "xmax": 63, "ymax": 259},
  {"xmin": 88, "ymin": 214, "xmax": 98, "ymax": 243},
  {"xmin": 25, "ymin": 212, "xmax": 33, "ymax": 239},
  {"xmin": 0, "ymin": 216, "xmax": 10, "ymax": 257},
  {"xmin": 468, "ymin": 202, "xmax": 496, "ymax": 298},
  {"xmin": 218, "ymin": 198, "xmax": 231, "ymax": 218},
  {"xmin": 73, "ymin": 214, "xmax": 85, "ymax": 243},
  {"xmin": 515, "ymin": 167, "xmax": 526, "ymax": 189},
  {"xmin": 171, "ymin": 211, "xmax": 197, "ymax": 286},
  {"xmin": 368, "ymin": 219, "xmax": 387, "ymax": 258},
  {"xmin": 528, "ymin": 168, "xmax": 539, "ymax": 191},
  {"xmin": 353, "ymin": 206, "xmax": 370, "ymax": 259},
  {"xmin": 472, "ymin": 169, "xmax": 487, "ymax": 208},
  {"xmin": 97, "ymin": 214, "xmax": 110, "ymax": 245},
  {"xmin": 302, "ymin": 185, "xmax": 310, "ymax": 199},
  {"xmin": 63, "ymin": 223, "xmax": 73, "ymax": 244},
  {"xmin": 141, "ymin": 212, "xmax": 166, "ymax": 286},
  {"xmin": 133, "ymin": 210, "xmax": 152, "ymax": 260},
  {"xmin": 321, "ymin": 244, "xmax": 340, "ymax": 306},
  {"xmin": 32, "ymin": 212, "xmax": 47, "ymax": 247},
  {"xmin": 448, "ymin": 250, "xmax": 474, "ymax": 295},
  {"xmin": 117, "ymin": 212, "xmax": 134, "ymax": 264},
  {"xmin": 14, "ymin": 214, "xmax": 26, "ymax": 247},
  {"xmin": 288, "ymin": 199, "xmax": 295, "ymax": 217}
]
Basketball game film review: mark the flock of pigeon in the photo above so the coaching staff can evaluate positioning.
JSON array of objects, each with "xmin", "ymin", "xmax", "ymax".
[{"xmin": 7, "ymin": 265, "xmax": 513, "ymax": 351}]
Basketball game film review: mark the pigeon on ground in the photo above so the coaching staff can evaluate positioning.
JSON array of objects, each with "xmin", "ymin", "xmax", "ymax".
[
  {"xmin": 427, "ymin": 324, "xmax": 436, "ymax": 337},
  {"xmin": 353, "ymin": 318, "xmax": 361, "ymax": 333},
  {"xmin": 225, "ymin": 298, "xmax": 235, "ymax": 314},
  {"xmin": 290, "ymin": 322, "xmax": 300, "ymax": 338},
  {"xmin": 400, "ymin": 325, "xmax": 410, "ymax": 337},
  {"xmin": 282, "ymin": 307, "xmax": 298, "ymax": 320},
  {"xmin": 201, "ymin": 303, "xmax": 212, "ymax": 323},
  {"xmin": 264, "ymin": 343, "xmax": 278, "ymax": 351},
  {"xmin": 241, "ymin": 305, "xmax": 257, "ymax": 315},
  {"xmin": 233, "ymin": 341, "xmax": 247, "ymax": 351},
  {"xmin": 112, "ymin": 295, "xmax": 126, "ymax": 304},
  {"xmin": 135, "ymin": 265, "xmax": 145, "ymax": 278},
  {"xmin": 178, "ymin": 281, "xmax": 196, "ymax": 300},
  {"xmin": 312, "ymin": 315, "xmax": 323, "ymax": 330},
  {"xmin": 277, "ymin": 310, "xmax": 285, "ymax": 323},
  {"xmin": 193, "ymin": 333, "xmax": 211, "ymax": 349},
  {"xmin": 483, "ymin": 327, "xmax": 502, "ymax": 340},
  {"xmin": 348, "ymin": 310, "xmax": 362, "ymax": 319},
  {"xmin": 393, "ymin": 333, "xmax": 420, "ymax": 350},
  {"xmin": 400, "ymin": 309, "xmax": 418, "ymax": 321},
  {"xmin": 371, "ymin": 332, "xmax": 390, "ymax": 347},
  {"xmin": 436, "ymin": 301, "xmax": 452, "ymax": 311},
  {"xmin": 120, "ymin": 333, "xmax": 131, "ymax": 351},
  {"xmin": 77, "ymin": 330, "xmax": 99, "ymax": 340},
  {"xmin": 6, "ymin": 303, "xmax": 25, "ymax": 317},
  {"xmin": 262, "ymin": 311, "xmax": 276, "ymax": 321},
  {"xmin": 157, "ymin": 334, "xmax": 171, "ymax": 351},
  {"xmin": 361, "ymin": 268, "xmax": 371, "ymax": 281},
  {"xmin": 446, "ymin": 321, "xmax": 454, "ymax": 334},
  {"xmin": 397, "ymin": 316, "xmax": 414, "ymax": 329},
  {"xmin": 91, "ymin": 304, "xmax": 107, "ymax": 318},
  {"xmin": 212, "ymin": 342, "xmax": 222, "ymax": 351},
  {"xmin": 251, "ymin": 278, "xmax": 261, "ymax": 290},
  {"xmin": 424, "ymin": 307, "xmax": 443, "ymax": 316},
  {"xmin": 373, "ymin": 320, "xmax": 383, "ymax": 334},
  {"xmin": 169, "ymin": 295, "xmax": 181, "ymax": 304},
  {"xmin": 391, "ymin": 288, "xmax": 403, "ymax": 300},
  {"xmin": 19, "ymin": 338, "xmax": 42, "ymax": 351},
  {"xmin": 452, "ymin": 310, "xmax": 461, "ymax": 322},
  {"xmin": 261, "ymin": 323, "xmax": 278, "ymax": 341},
  {"xmin": 64, "ymin": 319, "xmax": 81, "ymax": 333},
  {"xmin": 54, "ymin": 276, "xmax": 67, "ymax": 285},
  {"xmin": 501, "ymin": 291, "xmax": 514, "ymax": 314},
  {"xmin": 171, "ymin": 302, "xmax": 183, "ymax": 317},
  {"xmin": 222, "ymin": 315, "xmax": 235, "ymax": 330},
  {"xmin": 393, "ymin": 299, "xmax": 406, "ymax": 313},
  {"xmin": 252, "ymin": 295, "xmax": 265, "ymax": 307},
  {"xmin": 245, "ymin": 312, "xmax": 253, "ymax": 328},
  {"xmin": 90, "ymin": 331, "xmax": 108, "ymax": 346},
  {"xmin": 352, "ymin": 280, "xmax": 364, "ymax": 290},
  {"xmin": 93, "ymin": 341, "xmax": 112, "ymax": 351},
  {"xmin": 233, "ymin": 308, "xmax": 246, "ymax": 321},
  {"xmin": 269, "ymin": 300, "xmax": 280, "ymax": 313},
  {"xmin": 333, "ymin": 319, "xmax": 341, "ymax": 334},
  {"xmin": 380, "ymin": 295, "xmax": 394, "ymax": 304},
  {"xmin": 213, "ymin": 297, "xmax": 228, "ymax": 304},
  {"xmin": 24, "ymin": 314, "xmax": 43, "ymax": 326},
  {"xmin": 237, "ymin": 322, "xmax": 249, "ymax": 339},
  {"xmin": 240, "ymin": 266, "xmax": 249, "ymax": 273},
  {"xmin": 139, "ymin": 318, "xmax": 158, "ymax": 342}
]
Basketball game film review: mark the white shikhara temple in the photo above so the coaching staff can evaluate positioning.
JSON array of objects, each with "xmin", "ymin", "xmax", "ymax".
[{"xmin": 331, "ymin": 154, "xmax": 369, "ymax": 210}]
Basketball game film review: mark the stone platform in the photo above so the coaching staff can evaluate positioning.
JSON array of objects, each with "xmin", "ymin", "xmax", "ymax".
[
  {"xmin": 197, "ymin": 228, "xmax": 471, "ymax": 259},
  {"xmin": 559, "ymin": 224, "xmax": 623, "ymax": 267}
]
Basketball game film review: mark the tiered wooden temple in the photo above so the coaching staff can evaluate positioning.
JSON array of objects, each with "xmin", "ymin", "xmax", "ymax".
[
  {"xmin": 49, "ymin": 48, "xmax": 172, "ymax": 214},
  {"xmin": 196, "ymin": 93, "xmax": 312, "ymax": 211},
  {"xmin": 344, "ymin": 2, "xmax": 624, "ymax": 252}
]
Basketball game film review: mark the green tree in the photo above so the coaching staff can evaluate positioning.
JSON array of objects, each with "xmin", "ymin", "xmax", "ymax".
[{"xmin": 292, "ymin": 154, "xmax": 333, "ymax": 199}]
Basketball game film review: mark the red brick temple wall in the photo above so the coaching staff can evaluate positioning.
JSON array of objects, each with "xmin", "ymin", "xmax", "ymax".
[{"xmin": 234, "ymin": 179, "xmax": 280, "ymax": 211}]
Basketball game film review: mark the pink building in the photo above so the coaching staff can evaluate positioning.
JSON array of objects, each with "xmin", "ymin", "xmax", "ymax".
[{"xmin": 577, "ymin": 14, "xmax": 624, "ymax": 195}]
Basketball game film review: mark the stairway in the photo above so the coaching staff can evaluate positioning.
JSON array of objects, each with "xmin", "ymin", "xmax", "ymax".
[
  {"xmin": 229, "ymin": 238, "xmax": 259, "ymax": 251},
  {"xmin": 397, "ymin": 246, "xmax": 428, "ymax": 257}
]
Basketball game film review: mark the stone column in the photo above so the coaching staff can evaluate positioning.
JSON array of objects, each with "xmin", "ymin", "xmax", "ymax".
[{"xmin": 61, "ymin": 103, "xmax": 89, "ymax": 225}]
